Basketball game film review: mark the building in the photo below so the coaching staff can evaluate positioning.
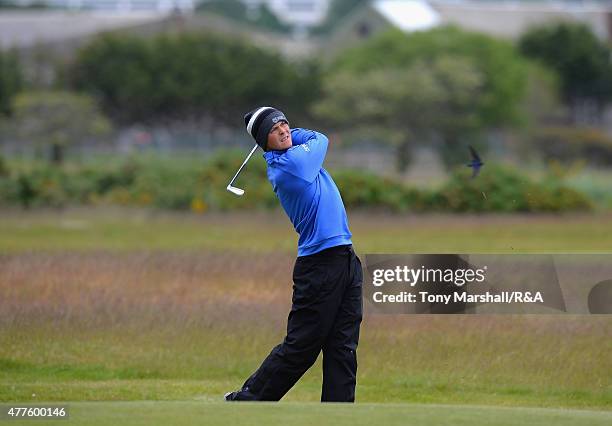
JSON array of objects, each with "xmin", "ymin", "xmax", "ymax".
[
  {"xmin": 433, "ymin": 0, "xmax": 612, "ymax": 41},
  {"xmin": 241, "ymin": 0, "xmax": 331, "ymax": 27},
  {"xmin": 0, "ymin": 8, "xmax": 315, "ymax": 88},
  {"xmin": 0, "ymin": 10, "xmax": 168, "ymax": 50},
  {"xmin": 324, "ymin": 0, "xmax": 612, "ymax": 55},
  {"xmin": 11, "ymin": 0, "xmax": 195, "ymax": 12},
  {"xmin": 11, "ymin": 0, "xmax": 330, "ymax": 26}
]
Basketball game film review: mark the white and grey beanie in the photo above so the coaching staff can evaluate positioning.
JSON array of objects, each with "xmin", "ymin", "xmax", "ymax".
[{"xmin": 244, "ymin": 106, "xmax": 289, "ymax": 151}]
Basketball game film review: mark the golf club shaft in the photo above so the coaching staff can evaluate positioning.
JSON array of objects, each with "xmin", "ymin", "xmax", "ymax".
[{"xmin": 228, "ymin": 144, "xmax": 258, "ymax": 187}]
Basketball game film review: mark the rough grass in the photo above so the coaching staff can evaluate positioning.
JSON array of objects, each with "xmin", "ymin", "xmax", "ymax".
[{"xmin": 1, "ymin": 249, "xmax": 610, "ymax": 409}]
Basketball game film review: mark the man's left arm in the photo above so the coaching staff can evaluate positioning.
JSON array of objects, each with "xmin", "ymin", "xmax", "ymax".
[
  {"xmin": 284, "ymin": 131, "xmax": 329, "ymax": 183},
  {"xmin": 290, "ymin": 128, "xmax": 316, "ymax": 146}
]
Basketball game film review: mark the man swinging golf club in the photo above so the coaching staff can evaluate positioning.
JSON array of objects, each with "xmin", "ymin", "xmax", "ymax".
[{"xmin": 224, "ymin": 106, "xmax": 363, "ymax": 402}]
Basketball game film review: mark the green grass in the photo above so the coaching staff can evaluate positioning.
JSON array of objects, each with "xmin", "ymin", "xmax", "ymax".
[
  {"xmin": 1, "ymin": 209, "xmax": 611, "ymax": 253},
  {"xmin": 0, "ymin": 209, "xmax": 610, "ymax": 422},
  {"xmin": 2, "ymin": 401, "xmax": 611, "ymax": 426},
  {"xmin": 1, "ymin": 318, "xmax": 610, "ymax": 408}
]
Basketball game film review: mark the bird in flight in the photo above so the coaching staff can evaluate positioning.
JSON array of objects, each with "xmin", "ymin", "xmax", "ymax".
[{"xmin": 467, "ymin": 145, "xmax": 484, "ymax": 178}]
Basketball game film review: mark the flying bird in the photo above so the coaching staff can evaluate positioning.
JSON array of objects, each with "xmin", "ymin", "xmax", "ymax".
[{"xmin": 467, "ymin": 145, "xmax": 484, "ymax": 178}]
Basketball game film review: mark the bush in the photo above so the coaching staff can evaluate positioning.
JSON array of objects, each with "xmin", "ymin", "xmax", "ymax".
[
  {"xmin": 0, "ymin": 169, "xmax": 47, "ymax": 208},
  {"xmin": 198, "ymin": 149, "xmax": 276, "ymax": 211},
  {"xmin": 0, "ymin": 156, "xmax": 595, "ymax": 213},
  {"xmin": 333, "ymin": 170, "xmax": 422, "ymax": 212},
  {"xmin": 434, "ymin": 164, "xmax": 592, "ymax": 212},
  {"xmin": 0, "ymin": 175, "xmax": 19, "ymax": 206}
]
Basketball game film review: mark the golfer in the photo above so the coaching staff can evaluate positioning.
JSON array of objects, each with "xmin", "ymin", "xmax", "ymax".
[{"xmin": 224, "ymin": 106, "xmax": 363, "ymax": 402}]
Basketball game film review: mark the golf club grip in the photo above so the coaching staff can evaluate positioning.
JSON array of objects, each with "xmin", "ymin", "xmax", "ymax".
[{"xmin": 228, "ymin": 144, "xmax": 258, "ymax": 186}]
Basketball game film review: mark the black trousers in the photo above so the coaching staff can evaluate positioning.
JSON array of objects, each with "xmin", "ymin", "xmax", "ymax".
[{"xmin": 236, "ymin": 244, "xmax": 363, "ymax": 402}]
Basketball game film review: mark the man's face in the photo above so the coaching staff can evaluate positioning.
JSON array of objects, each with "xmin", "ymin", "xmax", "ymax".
[{"xmin": 267, "ymin": 121, "xmax": 292, "ymax": 151}]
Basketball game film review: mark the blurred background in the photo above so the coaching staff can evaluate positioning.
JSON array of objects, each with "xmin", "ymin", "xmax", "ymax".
[
  {"xmin": 1, "ymin": 1, "xmax": 612, "ymax": 412},
  {"xmin": 1, "ymin": 0, "xmax": 612, "ymax": 213}
]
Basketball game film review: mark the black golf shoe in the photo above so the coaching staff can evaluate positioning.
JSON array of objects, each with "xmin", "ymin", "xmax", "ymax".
[
  {"xmin": 223, "ymin": 386, "xmax": 256, "ymax": 401},
  {"xmin": 224, "ymin": 391, "xmax": 238, "ymax": 401}
]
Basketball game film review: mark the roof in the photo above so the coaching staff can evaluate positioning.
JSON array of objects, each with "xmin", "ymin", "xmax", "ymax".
[
  {"xmin": 0, "ymin": 11, "xmax": 167, "ymax": 49},
  {"xmin": 433, "ymin": 1, "xmax": 612, "ymax": 40},
  {"xmin": 368, "ymin": 0, "xmax": 612, "ymax": 40},
  {"xmin": 372, "ymin": 0, "xmax": 441, "ymax": 33}
]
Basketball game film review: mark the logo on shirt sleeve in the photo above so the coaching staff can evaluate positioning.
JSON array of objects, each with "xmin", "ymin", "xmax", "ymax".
[{"xmin": 302, "ymin": 145, "xmax": 310, "ymax": 152}]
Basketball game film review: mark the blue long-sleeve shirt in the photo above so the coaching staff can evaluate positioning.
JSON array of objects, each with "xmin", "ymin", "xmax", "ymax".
[{"xmin": 263, "ymin": 128, "xmax": 352, "ymax": 256}]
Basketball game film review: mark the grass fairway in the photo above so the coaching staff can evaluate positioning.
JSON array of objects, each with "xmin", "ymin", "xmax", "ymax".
[
  {"xmin": 3, "ymin": 401, "xmax": 611, "ymax": 426},
  {"xmin": 1, "ymin": 209, "xmax": 610, "ymax": 423},
  {"xmin": 1, "ymin": 209, "xmax": 612, "ymax": 253}
]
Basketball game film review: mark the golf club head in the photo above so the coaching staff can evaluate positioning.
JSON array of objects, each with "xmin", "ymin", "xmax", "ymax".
[{"xmin": 227, "ymin": 185, "xmax": 245, "ymax": 196}]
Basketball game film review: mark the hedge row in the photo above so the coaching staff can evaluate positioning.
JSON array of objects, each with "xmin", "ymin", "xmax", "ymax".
[{"xmin": 0, "ymin": 152, "xmax": 592, "ymax": 213}]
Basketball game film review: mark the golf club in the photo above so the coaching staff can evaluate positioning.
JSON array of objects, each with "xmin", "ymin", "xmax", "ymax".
[{"xmin": 226, "ymin": 144, "xmax": 259, "ymax": 196}]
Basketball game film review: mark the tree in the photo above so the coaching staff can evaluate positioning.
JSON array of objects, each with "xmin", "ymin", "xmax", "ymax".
[
  {"xmin": 332, "ymin": 27, "xmax": 528, "ymax": 127},
  {"xmin": 66, "ymin": 32, "xmax": 321, "ymax": 125},
  {"xmin": 518, "ymin": 22, "xmax": 612, "ymax": 124},
  {"xmin": 11, "ymin": 91, "xmax": 112, "ymax": 165},
  {"xmin": 66, "ymin": 35, "xmax": 154, "ymax": 123},
  {"xmin": 318, "ymin": 27, "xmax": 529, "ymax": 169},
  {"xmin": 314, "ymin": 56, "xmax": 485, "ymax": 171},
  {"xmin": 0, "ymin": 48, "xmax": 23, "ymax": 116}
]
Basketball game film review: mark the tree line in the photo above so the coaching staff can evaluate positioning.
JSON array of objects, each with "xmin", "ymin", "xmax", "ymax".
[{"xmin": 1, "ymin": 22, "xmax": 611, "ymax": 168}]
